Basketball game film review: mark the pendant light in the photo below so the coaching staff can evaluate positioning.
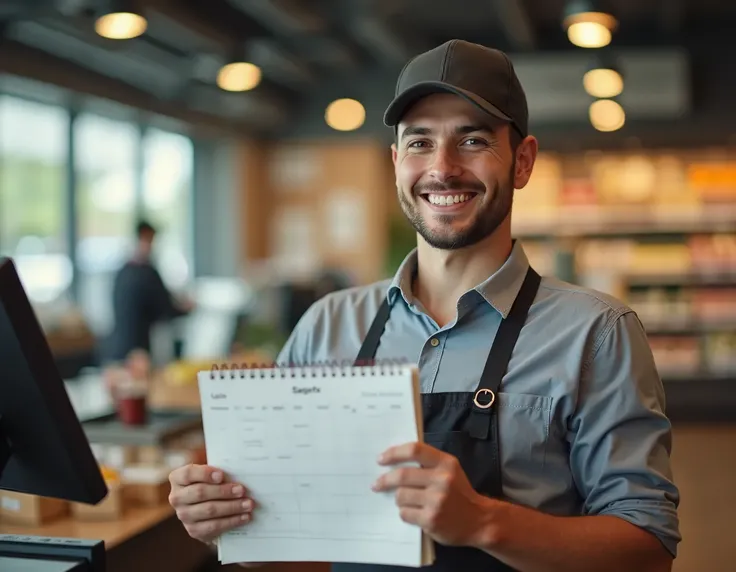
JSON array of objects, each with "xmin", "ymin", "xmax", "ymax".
[
  {"xmin": 95, "ymin": 0, "xmax": 147, "ymax": 40},
  {"xmin": 325, "ymin": 98, "xmax": 366, "ymax": 131},
  {"xmin": 563, "ymin": 1, "xmax": 617, "ymax": 49},
  {"xmin": 583, "ymin": 53, "xmax": 623, "ymax": 98},
  {"xmin": 589, "ymin": 99, "xmax": 625, "ymax": 132},
  {"xmin": 216, "ymin": 47, "xmax": 262, "ymax": 92}
]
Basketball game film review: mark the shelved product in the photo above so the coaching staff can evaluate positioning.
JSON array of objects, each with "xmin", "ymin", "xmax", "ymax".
[{"xmin": 514, "ymin": 148, "xmax": 736, "ymax": 421}]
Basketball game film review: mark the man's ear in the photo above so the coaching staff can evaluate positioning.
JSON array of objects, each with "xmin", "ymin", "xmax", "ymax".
[
  {"xmin": 513, "ymin": 136, "xmax": 539, "ymax": 190},
  {"xmin": 391, "ymin": 143, "xmax": 398, "ymax": 166}
]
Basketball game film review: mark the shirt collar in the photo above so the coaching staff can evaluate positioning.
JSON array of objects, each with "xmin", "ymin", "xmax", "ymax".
[{"xmin": 386, "ymin": 240, "xmax": 531, "ymax": 319}]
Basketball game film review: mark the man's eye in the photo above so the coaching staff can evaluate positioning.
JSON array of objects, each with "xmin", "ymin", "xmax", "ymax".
[
  {"xmin": 463, "ymin": 138, "xmax": 485, "ymax": 146},
  {"xmin": 408, "ymin": 141, "xmax": 427, "ymax": 148}
]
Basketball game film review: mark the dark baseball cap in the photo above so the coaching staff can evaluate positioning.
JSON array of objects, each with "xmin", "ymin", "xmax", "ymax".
[{"xmin": 383, "ymin": 39, "xmax": 528, "ymax": 139}]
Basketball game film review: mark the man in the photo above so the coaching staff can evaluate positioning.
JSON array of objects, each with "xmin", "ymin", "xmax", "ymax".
[
  {"xmin": 168, "ymin": 40, "xmax": 681, "ymax": 571},
  {"xmin": 105, "ymin": 220, "xmax": 192, "ymax": 363}
]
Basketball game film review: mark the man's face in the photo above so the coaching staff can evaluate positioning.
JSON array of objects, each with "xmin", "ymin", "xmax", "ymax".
[{"xmin": 392, "ymin": 94, "xmax": 518, "ymax": 250}]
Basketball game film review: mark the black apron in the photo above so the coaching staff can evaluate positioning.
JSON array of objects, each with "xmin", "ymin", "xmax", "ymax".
[{"xmin": 333, "ymin": 266, "xmax": 541, "ymax": 572}]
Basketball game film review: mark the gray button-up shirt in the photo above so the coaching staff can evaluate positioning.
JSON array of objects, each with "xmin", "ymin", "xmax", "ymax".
[{"xmin": 277, "ymin": 241, "xmax": 681, "ymax": 557}]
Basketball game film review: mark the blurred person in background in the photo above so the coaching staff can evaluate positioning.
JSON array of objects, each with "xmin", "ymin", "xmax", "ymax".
[
  {"xmin": 104, "ymin": 220, "xmax": 193, "ymax": 364},
  {"xmin": 168, "ymin": 40, "xmax": 679, "ymax": 572}
]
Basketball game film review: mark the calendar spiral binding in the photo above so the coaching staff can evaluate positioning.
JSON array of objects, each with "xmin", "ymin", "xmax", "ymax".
[{"xmin": 208, "ymin": 358, "xmax": 411, "ymax": 379}]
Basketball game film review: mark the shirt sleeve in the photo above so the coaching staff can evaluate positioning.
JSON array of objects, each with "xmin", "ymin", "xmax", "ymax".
[
  {"xmin": 569, "ymin": 309, "xmax": 682, "ymax": 557},
  {"xmin": 275, "ymin": 300, "xmax": 321, "ymax": 366}
]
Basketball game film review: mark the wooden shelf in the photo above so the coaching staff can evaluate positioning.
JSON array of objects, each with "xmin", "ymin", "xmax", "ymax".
[
  {"xmin": 513, "ymin": 204, "xmax": 736, "ymax": 239},
  {"xmin": 664, "ymin": 376, "xmax": 736, "ymax": 423},
  {"xmin": 626, "ymin": 272, "xmax": 736, "ymax": 287}
]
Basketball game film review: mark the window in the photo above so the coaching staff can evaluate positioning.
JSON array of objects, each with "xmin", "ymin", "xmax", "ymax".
[
  {"xmin": 74, "ymin": 113, "xmax": 138, "ymax": 333},
  {"xmin": 142, "ymin": 127, "xmax": 193, "ymax": 290},
  {"xmin": 0, "ymin": 96, "xmax": 71, "ymax": 303}
]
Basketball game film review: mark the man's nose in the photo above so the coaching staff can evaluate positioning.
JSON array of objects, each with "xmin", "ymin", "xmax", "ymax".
[{"xmin": 428, "ymin": 146, "xmax": 463, "ymax": 182}]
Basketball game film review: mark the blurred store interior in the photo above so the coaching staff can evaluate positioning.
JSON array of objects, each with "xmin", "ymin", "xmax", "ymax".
[{"xmin": 1, "ymin": 1, "xmax": 736, "ymax": 571}]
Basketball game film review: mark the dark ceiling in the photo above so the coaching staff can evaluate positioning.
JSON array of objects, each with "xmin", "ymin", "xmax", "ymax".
[{"xmin": 2, "ymin": 0, "xmax": 736, "ymax": 141}]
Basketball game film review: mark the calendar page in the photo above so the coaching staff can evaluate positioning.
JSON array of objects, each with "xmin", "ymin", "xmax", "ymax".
[{"xmin": 198, "ymin": 364, "xmax": 434, "ymax": 567}]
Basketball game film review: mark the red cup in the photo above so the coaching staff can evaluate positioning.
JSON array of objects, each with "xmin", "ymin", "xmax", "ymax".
[{"xmin": 118, "ymin": 395, "xmax": 147, "ymax": 425}]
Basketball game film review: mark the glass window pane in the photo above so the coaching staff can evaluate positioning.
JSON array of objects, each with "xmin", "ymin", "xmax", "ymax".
[
  {"xmin": 75, "ymin": 113, "xmax": 138, "ymax": 333},
  {"xmin": 0, "ymin": 96, "xmax": 71, "ymax": 303},
  {"xmin": 142, "ymin": 127, "xmax": 193, "ymax": 289}
]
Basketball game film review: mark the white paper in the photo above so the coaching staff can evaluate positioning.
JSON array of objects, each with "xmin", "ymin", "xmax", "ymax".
[{"xmin": 197, "ymin": 365, "xmax": 434, "ymax": 567}]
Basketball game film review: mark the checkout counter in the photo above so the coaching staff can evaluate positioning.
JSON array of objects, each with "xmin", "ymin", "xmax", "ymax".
[{"xmin": 0, "ymin": 362, "xmax": 330, "ymax": 572}]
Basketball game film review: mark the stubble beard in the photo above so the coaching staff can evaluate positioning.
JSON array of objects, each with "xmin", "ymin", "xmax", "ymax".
[{"xmin": 397, "ymin": 165, "xmax": 515, "ymax": 251}]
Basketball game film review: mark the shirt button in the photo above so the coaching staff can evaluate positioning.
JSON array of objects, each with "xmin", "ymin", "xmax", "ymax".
[{"xmin": 430, "ymin": 338, "xmax": 440, "ymax": 347}]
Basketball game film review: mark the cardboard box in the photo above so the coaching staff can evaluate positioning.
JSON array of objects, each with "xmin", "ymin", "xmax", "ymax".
[
  {"xmin": 124, "ymin": 481, "xmax": 170, "ymax": 506},
  {"xmin": 71, "ymin": 483, "xmax": 124, "ymax": 521},
  {"xmin": 0, "ymin": 491, "xmax": 69, "ymax": 526},
  {"xmin": 122, "ymin": 465, "xmax": 171, "ymax": 507}
]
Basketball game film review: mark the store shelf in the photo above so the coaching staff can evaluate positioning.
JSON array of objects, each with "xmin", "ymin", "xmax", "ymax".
[
  {"xmin": 664, "ymin": 376, "xmax": 736, "ymax": 423},
  {"xmin": 512, "ymin": 204, "xmax": 736, "ymax": 239},
  {"xmin": 645, "ymin": 321, "xmax": 735, "ymax": 335},
  {"xmin": 626, "ymin": 272, "xmax": 736, "ymax": 287},
  {"xmin": 513, "ymin": 150, "xmax": 736, "ymax": 421}
]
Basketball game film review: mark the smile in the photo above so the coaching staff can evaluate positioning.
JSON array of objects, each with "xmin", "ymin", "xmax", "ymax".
[
  {"xmin": 426, "ymin": 193, "xmax": 474, "ymax": 206},
  {"xmin": 419, "ymin": 192, "xmax": 479, "ymax": 211}
]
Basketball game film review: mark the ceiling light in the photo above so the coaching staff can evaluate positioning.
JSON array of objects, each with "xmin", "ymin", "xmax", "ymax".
[
  {"xmin": 589, "ymin": 99, "xmax": 625, "ymax": 132},
  {"xmin": 95, "ymin": 1, "xmax": 147, "ymax": 40},
  {"xmin": 325, "ymin": 99, "xmax": 365, "ymax": 132},
  {"xmin": 583, "ymin": 66, "xmax": 623, "ymax": 98},
  {"xmin": 217, "ymin": 62, "xmax": 262, "ymax": 92},
  {"xmin": 563, "ymin": 1, "xmax": 617, "ymax": 48}
]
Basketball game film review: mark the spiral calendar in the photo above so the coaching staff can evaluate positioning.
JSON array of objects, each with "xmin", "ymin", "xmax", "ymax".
[{"xmin": 198, "ymin": 362, "xmax": 435, "ymax": 567}]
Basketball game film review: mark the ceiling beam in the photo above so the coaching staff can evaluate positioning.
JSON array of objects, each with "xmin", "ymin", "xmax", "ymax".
[
  {"xmin": 146, "ymin": 0, "xmax": 241, "ymax": 53},
  {"xmin": 226, "ymin": 0, "xmax": 326, "ymax": 34},
  {"xmin": 494, "ymin": 0, "xmax": 535, "ymax": 51},
  {"xmin": 344, "ymin": 0, "xmax": 426, "ymax": 66},
  {"xmin": 0, "ymin": 41, "xmax": 257, "ymax": 137}
]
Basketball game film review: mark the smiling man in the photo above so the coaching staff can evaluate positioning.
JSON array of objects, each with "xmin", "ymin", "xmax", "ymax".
[{"xmin": 168, "ymin": 40, "xmax": 681, "ymax": 572}]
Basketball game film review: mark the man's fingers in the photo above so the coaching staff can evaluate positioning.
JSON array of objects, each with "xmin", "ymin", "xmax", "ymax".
[
  {"xmin": 177, "ymin": 499, "xmax": 254, "ymax": 524},
  {"xmin": 170, "ymin": 482, "xmax": 248, "ymax": 507},
  {"xmin": 397, "ymin": 506, "xmax": 424, "ymax": 527},
  {"xmin": 186, "ymin": 513, "xmax": 251, "ymax": 543},
  {"xmin": 170, "ymin": 464, "xmax": 224, "ymax": 487},
  {"xmin": 372, "ymin": 466, "xmax": 432, "ymax": 491},
  {"xmin": 394, "ymin": 487, "xmax": 425, "ymax": 508},
  {"xmin": 378, "ymin": 442, "xmax": 443, "ymax": 468}
]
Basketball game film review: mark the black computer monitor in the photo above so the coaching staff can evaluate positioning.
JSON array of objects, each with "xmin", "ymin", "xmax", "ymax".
[{"xmin": 0, "ymin": 257, "xmax": 107, "ymax": 571}]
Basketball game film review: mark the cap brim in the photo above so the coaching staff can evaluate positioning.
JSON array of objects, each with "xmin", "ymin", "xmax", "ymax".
[{"xmin": 383, "ymin": 81, "xmax": 513, "ymax": 127}]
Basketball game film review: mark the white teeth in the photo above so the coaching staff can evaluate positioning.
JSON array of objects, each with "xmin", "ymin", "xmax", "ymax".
[{"xmin": 427, "ymin": 194, "xmax": 472, "ymax": 205}]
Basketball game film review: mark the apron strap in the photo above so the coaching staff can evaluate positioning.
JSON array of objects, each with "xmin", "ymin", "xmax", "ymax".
[
  {"xmin": 354, "ymin": 297, "xmax": 392, "ymax": 366},
  {"xmin": 467, "ymin": 267, "xmax": 541, "ymax": 441}
]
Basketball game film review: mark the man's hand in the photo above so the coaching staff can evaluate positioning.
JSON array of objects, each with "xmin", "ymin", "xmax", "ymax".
[
  {"xmin": 169, "ymin": 464, "xmax": 254, "ymax": 544},
  {"xmin": 371, "ymin": 442, "xmax": 491, "ymax": 548}
]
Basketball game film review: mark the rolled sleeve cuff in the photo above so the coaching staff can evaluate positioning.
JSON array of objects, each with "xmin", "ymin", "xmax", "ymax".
[{"xmin": 598, "ymin": 500, "xmax": 681, "ymax": 558}]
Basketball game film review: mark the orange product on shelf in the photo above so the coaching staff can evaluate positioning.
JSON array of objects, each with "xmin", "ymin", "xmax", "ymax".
[{"xmin": 688, "ymin": 161, "xmax": 736, "ymax": 202}]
